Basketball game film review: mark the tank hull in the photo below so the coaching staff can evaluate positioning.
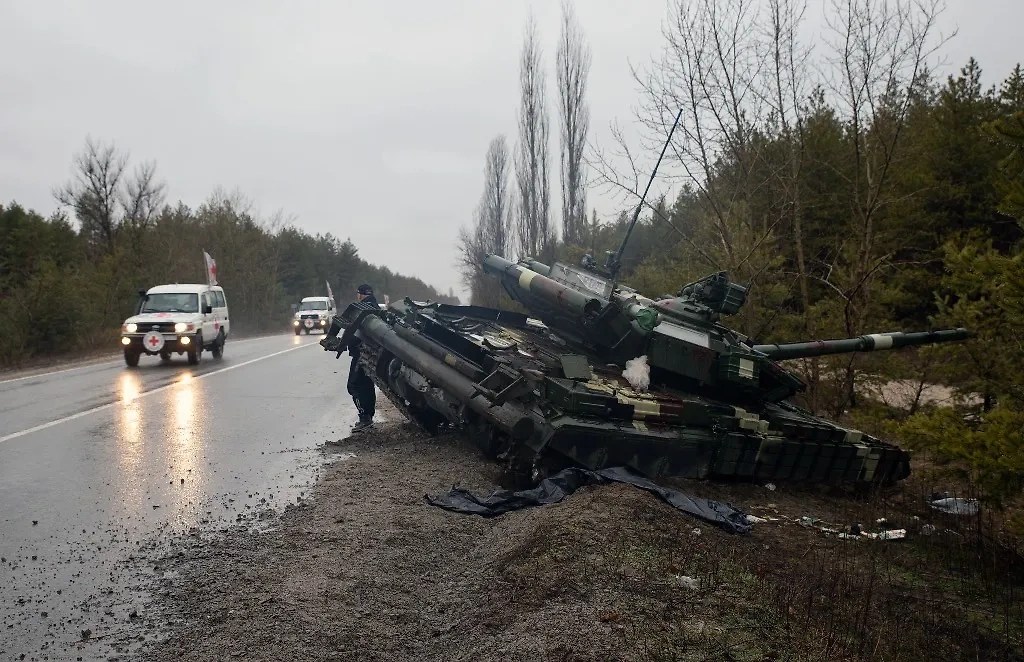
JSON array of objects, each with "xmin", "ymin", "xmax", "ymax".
[{"xmin": 328, "ymin": 299, "xmax": 910, "ymax": 487}]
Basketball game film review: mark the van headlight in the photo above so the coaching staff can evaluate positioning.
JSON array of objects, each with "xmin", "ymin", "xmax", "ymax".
[
  {"xmin": 124, "ymin": 323, "xmax": 138, "ymax": 333},
  {"xmin": 174, "ymin": 323, "xmax": 194, "ymax": 332}
]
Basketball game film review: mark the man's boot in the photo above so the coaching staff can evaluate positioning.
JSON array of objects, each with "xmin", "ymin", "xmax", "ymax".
[{"xmin": 351, "ymin": 416, "xmax": 374, "ymax": 433}]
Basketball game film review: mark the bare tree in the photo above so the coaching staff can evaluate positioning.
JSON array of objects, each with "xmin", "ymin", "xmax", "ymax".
[
  {"xmin": 756, "ymin": 0, "xmax": 834, "ymax": 408},
  {"xmin": 588, "ymin": 0, "xmax": 948, "ymax": 340},
  {"xmin": 53, "ymin": 136, "xmax": 166, "ymax": 256},
  {"xmin": 53, "ymin": 137, "xmax": 127, "ymax": 256},
  {"xmin": 456, "ymin": 213, "xmax": 485, "ymax": 288},
  {"xmin": 514, "ymin": 13, "xmax": 552, "ymax": 259},
  {"xmin": 763, "ymin": 0, "xmax": 812, "ymax": 317},
  {"xmin": 820, "ymin": 0, "xmax": 952, "ymax": 415},
  {"xmin": 556, "ymin": 0, "xmax": 591, "ymax": 247},
  {"xmin": 456, "ymin": 135, "xmax": 513, "ymax": 305},
  {"xmin": 480, "ymin": 135, "xmax": 513, "ymax": 258},
  {"xmin": 586, "ymin": 0, "xmax": 793, "ymax": 340},
  {"xmin": 121, "ymin": 161, "xmax": 167, "ymax": 241},
  {"xmin": 456, "ymin": 209, "xmax": 508, "ymax": 307}
]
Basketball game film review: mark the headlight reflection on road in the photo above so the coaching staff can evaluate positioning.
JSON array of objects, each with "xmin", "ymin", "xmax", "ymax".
[
  {"xmin": 119, "ymin": 372, "xmax": 142, "ymax": 404},
  {"xmin": 173, "ymin": 372, "xmax": 195, "ymax": 443},
  {"xmin": 114, "ymin": 373, "xmax": 144, "ymax": 488},
  {"xmin": 113, "ymin": 370, "xmax": 211, "ymax": 527},
  {"xmin": 168, "ymin": 371, "xmax": 208, "ymax": 525}
]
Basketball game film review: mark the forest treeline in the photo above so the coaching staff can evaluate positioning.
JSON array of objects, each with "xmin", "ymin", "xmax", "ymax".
[
  {"xmin": 0, "ymin": 140, "xmax": 458, "ymax": 368},
  {"xmin": 459, "ymin": 0, "xmax": 1024, "ymax": 499}
]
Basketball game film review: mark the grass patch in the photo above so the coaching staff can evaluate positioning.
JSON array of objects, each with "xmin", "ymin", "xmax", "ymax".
[{"xmin": 480, "ymin": 475, "xmax": 1024, "ymax": 661}]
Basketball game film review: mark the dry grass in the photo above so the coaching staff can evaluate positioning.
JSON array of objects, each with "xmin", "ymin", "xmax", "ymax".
[{"xmin": 475, "ymin": 466, "xmax": 1024, "ymax": 661}]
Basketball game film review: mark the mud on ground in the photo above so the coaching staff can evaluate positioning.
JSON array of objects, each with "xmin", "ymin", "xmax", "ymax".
[{"xmin": 135, "ymin": 397, "xmax": 1023, "ymax": 662}]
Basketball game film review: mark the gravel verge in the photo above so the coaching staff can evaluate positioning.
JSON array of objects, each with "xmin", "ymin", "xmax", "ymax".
[{"xmin": 132, "ymin": 397, "xmax": 684, "ymax": 661}]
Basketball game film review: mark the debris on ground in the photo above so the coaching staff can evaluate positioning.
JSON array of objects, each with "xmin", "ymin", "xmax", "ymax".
[
  {"xmin": 930, "ymin": 495, "xmax": 980, "ymax": 515},
  {"xmin": 795, "ymin": 515, "xmax": 909, "ymax": 541}
]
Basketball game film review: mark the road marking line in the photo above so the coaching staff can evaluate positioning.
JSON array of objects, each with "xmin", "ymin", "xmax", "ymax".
[
  {"xmin": 0, "ymin": 360, "xmax": 121, "ymax": 385},
  {"xmin": 0, "ymin": 342, "xmax": 318, "ymax": 444},
  {"xmin": 0, "ymin": 334, "xmax": 300, "ymax": 385}
]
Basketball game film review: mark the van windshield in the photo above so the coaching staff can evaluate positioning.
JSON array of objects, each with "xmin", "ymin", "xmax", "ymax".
[
  {"xmin": 299, "ymin": 301, "xmax": 328, "ymax": 310},
  {"xmin": 142, "ymin": 293, "xmax": 199, "ymax": 313}
]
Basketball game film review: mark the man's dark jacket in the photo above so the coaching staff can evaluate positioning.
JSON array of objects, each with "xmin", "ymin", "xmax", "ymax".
[{"xmin": 348, "ymin": 294, "xmax": 378, "ymax": 362}]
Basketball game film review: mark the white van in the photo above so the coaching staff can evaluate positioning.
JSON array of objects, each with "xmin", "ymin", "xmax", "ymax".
[
  {"xmin": 293, "ymin": 296, "xmax": 336, "ymax": 334},
  {"xmin": 120, "ymin": 283, "xmax": 230, "ymax": 367}
]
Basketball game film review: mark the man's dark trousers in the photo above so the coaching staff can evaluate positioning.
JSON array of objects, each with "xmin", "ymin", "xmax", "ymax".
[{"xmin": 347, "ymin": 355, "xmax": 375, "ymax": 421}]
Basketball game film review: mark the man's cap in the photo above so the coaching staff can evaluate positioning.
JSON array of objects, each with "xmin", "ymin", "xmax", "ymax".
[{"xmin": 357, "ymin": 284, "xmax": 373, "ymax": 295}]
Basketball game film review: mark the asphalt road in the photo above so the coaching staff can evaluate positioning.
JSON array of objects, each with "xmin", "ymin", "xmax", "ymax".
[{"xmin": 0, "ymin": 332, "xmax": 364, "ymax": 661}]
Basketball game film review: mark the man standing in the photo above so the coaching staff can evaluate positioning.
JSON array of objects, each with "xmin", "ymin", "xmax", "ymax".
[{"xmin": 347, "ymin": 283, "xmax": 378, "ymax": 432}]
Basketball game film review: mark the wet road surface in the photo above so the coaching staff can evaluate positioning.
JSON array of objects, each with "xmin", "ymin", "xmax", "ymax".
[{"xmin": 0, "ymin": 333, "xmax": 362, "ymax": 661}]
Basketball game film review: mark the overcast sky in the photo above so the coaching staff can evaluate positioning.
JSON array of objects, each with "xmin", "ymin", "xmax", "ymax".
[{"xmin": 1, "ymin": 1, "xmax": 1020, "ymax": 301}]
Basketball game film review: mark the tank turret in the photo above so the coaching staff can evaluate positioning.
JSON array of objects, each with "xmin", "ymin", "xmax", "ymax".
[{"xmin": 483, "ymin": 253, "xmax": 968, "ymax": 404}]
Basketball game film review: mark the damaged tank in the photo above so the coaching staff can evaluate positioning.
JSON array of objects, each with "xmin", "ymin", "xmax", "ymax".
[
  {"xmin": 319, "ymin": 254, "xmax": 970, "ymax": 487},
  {"xmin": 321, "ymin": 105, "xmax": 970, "ymax": 487}
]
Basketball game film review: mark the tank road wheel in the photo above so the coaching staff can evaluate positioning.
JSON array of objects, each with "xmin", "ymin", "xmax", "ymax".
[
  {"xmin": 124, "ymin": 348, "xmax": 140, "ymax": 368},
  {"xmin": 481, "ymin": 429, "xmax": 513, "ymax": 461},
  {"xmin": 464, "ymin": 412, "xmax": 512, "ymax": 460},
  {"xmin": 403, "ymin": 405, "xmax": 448, "ymax": 435},
  {"xmin": 529, "ymin": 453, "xmax": 573, "ymax": 485},
  {"xmin": 499, "ymin": 452, "xmax": 537, "ymax": 490}
]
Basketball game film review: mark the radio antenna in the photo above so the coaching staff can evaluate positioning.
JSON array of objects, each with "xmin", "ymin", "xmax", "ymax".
[{"xmin": 604, "ymin": 107, "xmax": 684, "ymax": 282}]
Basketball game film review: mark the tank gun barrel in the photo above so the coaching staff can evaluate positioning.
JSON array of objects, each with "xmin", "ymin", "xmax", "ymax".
[
  {"xmin": 482, "ymin": 254, "xmax": 604, "ymax": 317},
  {"xmin": 350, "ymin": 309, "xmax": 538, "ymax": 442},
  {"xmin": 519, "ymin": 257, "xmax": 551, "ymax": 277},
  {"xmin": 753, "ymin": 328, "xmax": 970, "ymax": 360}
]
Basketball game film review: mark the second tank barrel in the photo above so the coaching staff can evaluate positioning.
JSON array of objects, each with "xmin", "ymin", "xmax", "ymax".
[
  {"xmin": 753, "ymin": 328, "xmax": 971, "ymax": 360},
  {"xmin": 482, "ymin": 253, "xmax": 604, "ymax": 317},
  {"xmin": 519, "ymin": 257, "xmax": 552, "ymax": 276}
]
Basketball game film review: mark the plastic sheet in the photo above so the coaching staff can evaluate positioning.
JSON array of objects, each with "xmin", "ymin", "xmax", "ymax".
[{"xmin": 424, "ymin": 465, "xmax": 752, "ymax": 534}]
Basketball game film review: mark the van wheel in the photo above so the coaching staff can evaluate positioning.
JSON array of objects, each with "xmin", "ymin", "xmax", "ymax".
[
  {"xmin": 211, "ymin": 331, "xmax": 224, "ymax": 359},
  {"xmin": 124, "ymin": 349, "xmax": 140, "ymax": 368},
  {"xmin": 187, "ymin": 334, "xmax": 202, "ymax": 365},
  {"xmin": 159, "ymin": 351, "xmax": 171, "ymax": 362},
  {"xmin": 294, "ymin": 327, "xmax": 301, "ymax": 336}
]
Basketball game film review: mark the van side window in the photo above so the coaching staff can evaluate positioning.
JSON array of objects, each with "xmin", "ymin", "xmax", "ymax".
[{"xmin": 214, "ymin": 291, "xmax": 226, "ymax": 307}]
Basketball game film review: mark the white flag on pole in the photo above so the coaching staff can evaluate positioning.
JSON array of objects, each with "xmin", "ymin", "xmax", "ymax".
[
  {"xmin": 203, "ymin": 250, "xmax": 218, "ymax": 286},
  {"xmin": 326, "ymin": 280, "xmax": 334, "ymax": 300}
]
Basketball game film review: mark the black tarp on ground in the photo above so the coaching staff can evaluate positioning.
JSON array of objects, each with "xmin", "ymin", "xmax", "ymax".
[{"xmin": 424, "ymin": 465, "xmax": 752, "ymax": 534}]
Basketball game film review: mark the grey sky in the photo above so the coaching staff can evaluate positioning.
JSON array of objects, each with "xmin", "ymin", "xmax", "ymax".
[{"xmin": 1, "ymin": 1, "xmax": 1020, "ymax": 301}]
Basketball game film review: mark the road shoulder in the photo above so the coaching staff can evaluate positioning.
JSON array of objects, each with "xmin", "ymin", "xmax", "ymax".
[{"xmin": 135, "ymin": 398, "xmax": 645, "ymax": 660}]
